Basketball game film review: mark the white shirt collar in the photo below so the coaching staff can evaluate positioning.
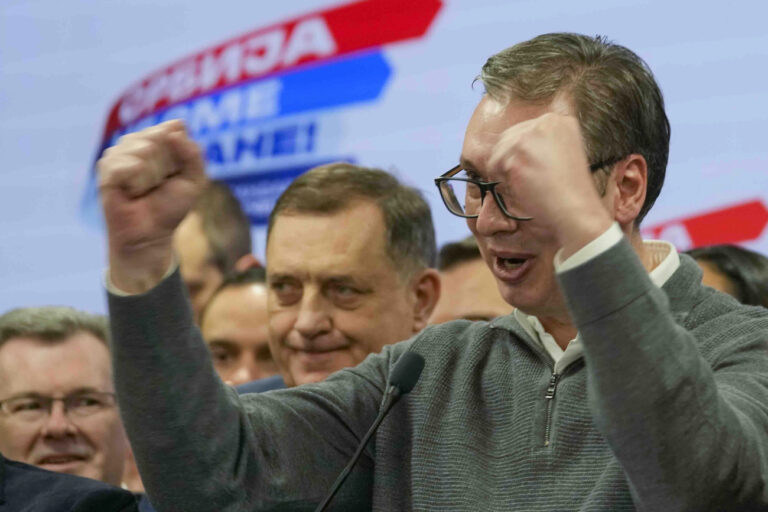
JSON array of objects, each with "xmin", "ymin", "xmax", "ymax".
[{"xmin": 515, "ymin": 232, "xmax": 679, "ymax": 372}]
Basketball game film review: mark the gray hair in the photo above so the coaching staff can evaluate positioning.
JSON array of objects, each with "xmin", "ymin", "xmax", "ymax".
[
  {"xmin": 267, "ymin": 162, "xmax": 437, "ymax": 278},
  {"xmin": 0, "ymin": 306, "xmax": 109, "ymax": 348}
]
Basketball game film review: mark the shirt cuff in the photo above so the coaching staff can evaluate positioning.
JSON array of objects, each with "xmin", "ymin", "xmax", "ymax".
[
  {"xmin": 104, "ymin": 259, "xmax": 179, "ymax": 296},
  {"xmin": 554, "ymin": 222, "xmax": 623, "ymax": 273}
]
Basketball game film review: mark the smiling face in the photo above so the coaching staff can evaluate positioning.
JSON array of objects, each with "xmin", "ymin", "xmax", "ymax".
[
  {"xmin": 266, "ymin": 201, "xmax": 420, "ymax": 387},
  {"xmin": 201, "ymin": 283, "xmax": 279, "ymax": 386},
  {"xmin": 0, "ymin": 332, "xmax": 127, "ymax": 485},
  {"xmin": 462, "ymin": 95, "xmax": 606, "ymax": 320}
]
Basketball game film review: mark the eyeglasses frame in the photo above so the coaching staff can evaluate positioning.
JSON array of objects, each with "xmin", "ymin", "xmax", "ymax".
[
  {"xmin": 433, "ymin": 156, "xmax": 624, "ymax": 221},
  {"xmin": 0, "ymin": 390, "xmax": 117, "ymax": 421}
]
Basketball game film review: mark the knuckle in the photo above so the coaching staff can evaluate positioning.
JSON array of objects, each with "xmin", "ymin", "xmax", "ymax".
[
  {"xmin": 117, "ymin": 131, "xmax": 140, "ymax": 144},
  {"xmin": 133, "ymin": 137, "xmax": 158, "ymax": 156},
  {"xmin": 188, "ymin": 141, "xmax": 203, "ymax": 158}
]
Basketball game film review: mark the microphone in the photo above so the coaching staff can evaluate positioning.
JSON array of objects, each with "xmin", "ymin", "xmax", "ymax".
[{"xmin": 314, "ymin": 351, "xmax": 425, "ymax": 512}]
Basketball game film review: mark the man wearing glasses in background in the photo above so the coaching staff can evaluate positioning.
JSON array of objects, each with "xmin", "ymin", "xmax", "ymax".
[
  {"xmin": 0, "ymin": 307, "xmax": 141, "ymax": 510},
  {"xmin": 99, "ymin": 33, "xmax": 768, "ymax": 510}
]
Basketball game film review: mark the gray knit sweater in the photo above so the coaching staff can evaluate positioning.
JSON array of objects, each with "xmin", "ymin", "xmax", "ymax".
[{"xmin": 108, "ymin": 239, "xmax": 768, "ymax": 511}]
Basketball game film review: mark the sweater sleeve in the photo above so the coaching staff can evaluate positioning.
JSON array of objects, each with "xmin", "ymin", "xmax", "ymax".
[
  {"xmin": 557, "ymin": 238, "xmax": 768, "ymax": 511},
  {"xmin": 107, "ymin": 269, "xmax": 392, "ymax": 512}
]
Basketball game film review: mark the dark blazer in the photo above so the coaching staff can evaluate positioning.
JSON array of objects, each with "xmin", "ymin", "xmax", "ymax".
[
  {"xmin": 0, "ymin": 454, "xmax": 138, "ymax": 512},
  {"xmin": 236, "ymin": 374, "xmax": 286, "ymax": 394}
]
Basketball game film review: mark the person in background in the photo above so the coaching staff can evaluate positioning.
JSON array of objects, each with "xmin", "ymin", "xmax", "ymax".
[
  {"xmin": 0, "ymin": 307, "xmax": 128, "ymax": 486},
  {"xmin": 173, "ymin": 180, "xmax": 259, "ymax": 323},
  {"xmin": 237, "ymin": 163, "xmax": 441, "ymax": 393},
  {"xmin": 429, "ymin": 235, "xmax": 512, "ymax": 323},
  {"xmin": 686, "ymin": 244, "xmax": 768, "ymax": 307},
  {"xmin": 200, "ymin": 267, "xmax": 280, "ymax": 387}
]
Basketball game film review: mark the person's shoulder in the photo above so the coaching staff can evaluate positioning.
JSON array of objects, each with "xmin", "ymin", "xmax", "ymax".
[
  {"xmin": 1, "ymin": 456, "xmax": 139, "ymax": 512},
  {"xmin": 679, "ymin": 274, "xmax": 768, "ymax": 362},
  {"xmin": 236, "ymin": 374, "xmax": 286, "ymax": 395},
  {"xmin": 684, "ymin": 278, "xmax": 768, "ymax": 331},
  {"xmin": 669, "ymin": 254, "xmax": 768, "ymax": 325},
  {"xmin": 412, "ymin": 315, "xmax": 515, "ymax": 358}
]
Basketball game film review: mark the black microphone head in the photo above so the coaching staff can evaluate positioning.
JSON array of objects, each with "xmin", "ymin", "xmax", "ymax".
[{"xmin": 388, "ymin": 351, "xmax": 425, "ymax": 394}]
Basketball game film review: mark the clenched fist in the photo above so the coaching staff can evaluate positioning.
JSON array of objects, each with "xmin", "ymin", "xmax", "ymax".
[
  {"xmin": 99, "ymin": 120, "xmax": 207, "ymax": 293},
  {"xmin": 466, "ymin": 96, "xmax": 618, "ymax": 259}
]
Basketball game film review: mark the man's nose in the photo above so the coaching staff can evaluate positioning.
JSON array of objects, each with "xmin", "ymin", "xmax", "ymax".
[
  {"xmin": 228, "ymin": 363, "xmax": 254, "ymax": 387},
  {"xmin": 40, "ymin": 400, "xmax": 77, "ymax": 438},
  {"xmin": 474, "ymin": 189, "xmax": 520, "ymax": 235},
  {"xmin": 293, "ymin": 290, "xmax": 332, "ymax": 339}
]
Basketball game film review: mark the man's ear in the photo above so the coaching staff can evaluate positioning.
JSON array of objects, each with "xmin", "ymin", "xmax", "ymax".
[
  {"xmin": 409, "ymin": 268, "xmax": 441, "ymax": 333},
  {"xmin": 234, "ymin": 253, "xmax": 262, "ymax": 271},
  {"xmin": 610, "ymin": 154, "xmax": 647, "ymax": 226}
]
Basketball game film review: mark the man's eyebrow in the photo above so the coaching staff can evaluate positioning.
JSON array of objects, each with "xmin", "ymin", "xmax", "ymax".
[
  {"xmin": 325, "ymin": 275, "xmax": 359, "ymax": 284},
  {"xmin": 69, "ymin": 387, "xmax": 107, "ymax": 395},
  {"xmin": 325, "ymin": 275, "xmax": 371, "ymax": 287},
  {"xmin": 266, "ymin": 272, "xmax": 297, "ymax": 282},
  {"xmin": 322, "ymin": 275, "xmax": 375, "ymax": 294},
  {"xmin": 3, "ymin": 387, "xmax": 103, "ymax": 399},
  {"xmin": 1, "ymin": 391, "xmax": 42, "ymax": 400},
  {"xmin": 207, "ymin": 339, "xmax": 238, "ymax": 349},
  {"xmin": 459, "ymin": 156, "xmax": 478, "ymax": 170}
]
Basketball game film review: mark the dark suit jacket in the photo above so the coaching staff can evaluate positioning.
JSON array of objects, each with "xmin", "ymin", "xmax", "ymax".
[
  {"xmin": 0, "ymin": 454, "xmax": 138, "ymax": 512},
  {"xmin": 236, "ymin": 374, "xmax": 286, "ymax": 394}
]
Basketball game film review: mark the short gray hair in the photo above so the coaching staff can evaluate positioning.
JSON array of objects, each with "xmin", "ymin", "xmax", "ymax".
[
  {"xmin": 0, "ymin": 307, "xmax": 109, "ymax": 349},
  {"xmin": 267, "ymin": 163, "xmax": 437, "ymax": 278}
]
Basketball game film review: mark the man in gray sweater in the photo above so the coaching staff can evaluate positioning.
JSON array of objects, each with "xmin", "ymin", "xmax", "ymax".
[{"xmin": 99, "ymin": 33, "xmax": 768, "ymax": 511}]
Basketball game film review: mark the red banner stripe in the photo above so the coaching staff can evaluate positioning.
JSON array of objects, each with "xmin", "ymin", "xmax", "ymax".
[
  {"xmin": 644, "ymin": 199, "xmax": 768, "ymax": 247},
  {"xmin": 101, "ymin": 0, "xmax": 442, "ymax": 139}
]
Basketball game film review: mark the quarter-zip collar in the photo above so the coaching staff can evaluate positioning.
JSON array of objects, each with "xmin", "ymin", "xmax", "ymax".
[{"xmin": 493, "ymin": 238, "xmax": 680, "ymax": 374}]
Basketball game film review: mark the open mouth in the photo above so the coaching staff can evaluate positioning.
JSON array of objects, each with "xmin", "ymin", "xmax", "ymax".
[
  {"xmin": 494, "ymin": 255, "xmax": 533, "ymax": 281},
  {"xmin": 499, "ymin": 257, "xmax": 528, "ymax": 270}
]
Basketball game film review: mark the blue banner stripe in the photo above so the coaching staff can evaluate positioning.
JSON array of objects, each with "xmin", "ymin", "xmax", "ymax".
[{"xmin": 279, "ymin": 51, "xmax": 391, "ymax": 115}]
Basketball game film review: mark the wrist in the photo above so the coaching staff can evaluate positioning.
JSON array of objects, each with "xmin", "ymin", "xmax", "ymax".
[
  {"xmin": 556, "ymin": 212, "xmax": 614, "ymax": 261},
  {"xmin": 108, "ymin": 241, "xmax": 175, "ymax": 294}
]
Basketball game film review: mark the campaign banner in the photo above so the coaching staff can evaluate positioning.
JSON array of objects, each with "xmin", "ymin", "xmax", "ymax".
[
  {"xmin": 641, "ymin": 199, "xmax": 768, "ymax": 250},
  {"xmin": 84, "ymin": 0, "xmax": 442, "ymax": 225}
]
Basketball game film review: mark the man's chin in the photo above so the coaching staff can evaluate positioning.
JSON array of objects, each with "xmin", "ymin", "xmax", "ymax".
[
  {"xmin": 291, "ymin": 370, "xmax": 332, "ymax": 386},
  {"xmin": 38, "ymin": 459, "xmax": 92, "ymax": 478},
  {"xmin": 287, "ymin": 349, "xmax": 356, "ymax": 386}
]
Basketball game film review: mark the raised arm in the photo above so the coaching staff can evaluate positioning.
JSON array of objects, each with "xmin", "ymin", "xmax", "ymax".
[
  {"xmin": 487, "ymin": 110, "xmax": 768, "ymax": 509},
  {"xmin": 99, "ymin": 120, "xmax": 207, "ymax": 294},
  {"xmin": 99, "ymin": 123, "xmax": 387, "ymax": 511},
  {"xmin": 559, "ymin": 241, "xmax": 768, "ymax": 510}
]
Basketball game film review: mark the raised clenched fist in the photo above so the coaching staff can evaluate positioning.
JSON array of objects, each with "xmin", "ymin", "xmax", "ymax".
[{"xmin": 98, "ymin": 119, "xmax": 207, "ymax": 293}]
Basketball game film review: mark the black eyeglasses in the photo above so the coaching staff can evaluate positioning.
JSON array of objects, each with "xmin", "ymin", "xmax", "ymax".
[{"xmin": 433, "ymin": 157, "xmax": 623, "ymax": 220}]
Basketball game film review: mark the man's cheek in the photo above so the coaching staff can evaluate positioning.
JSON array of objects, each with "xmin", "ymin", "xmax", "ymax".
[
  {"xmin": 268, "ymin": 313, "xmax": 292, "ymax": 347},
  {"xmin": 347, "ymin": 342, "xmax": 374, "ymax": 366}
]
